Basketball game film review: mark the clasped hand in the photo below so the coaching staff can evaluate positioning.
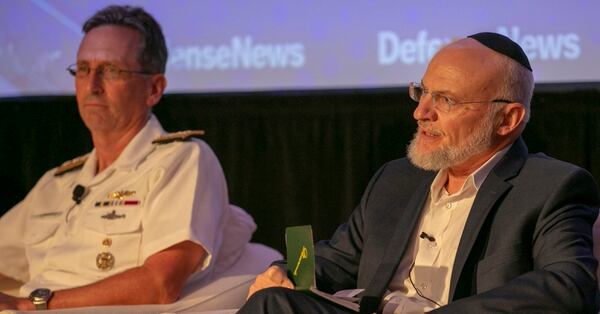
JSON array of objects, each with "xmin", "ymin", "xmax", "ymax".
[{"xmin": 246, "ymin": 265, "xmax": 295, "ymax": 300}]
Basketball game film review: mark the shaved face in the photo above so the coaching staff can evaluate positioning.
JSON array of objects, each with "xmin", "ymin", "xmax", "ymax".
[{"xmin": 76, "ymin": 25, "xmax": 155, "ymax": 135}]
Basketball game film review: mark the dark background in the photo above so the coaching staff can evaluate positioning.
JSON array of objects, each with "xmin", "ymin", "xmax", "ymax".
[{"xmin": 1, "ymin": 86, "xmax": 599, "ymax": 253}]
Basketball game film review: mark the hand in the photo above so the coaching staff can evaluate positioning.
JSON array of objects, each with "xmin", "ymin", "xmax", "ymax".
[
  {"xmin": 246, "ymin": 266, "xmax": 295, "ymax": 299},
  {"xmin": 0, "ymin": 292, "xmax": 32, "ymax": 311}
]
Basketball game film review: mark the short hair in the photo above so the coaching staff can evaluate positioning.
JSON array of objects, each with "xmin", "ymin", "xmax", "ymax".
[
  {"xmin": 82, "ymin": 5, "xmax": 167, "ymax": 74},
  {"xmin": 495, "ymin": 57, "xmax": 534, "ymax": 123}
]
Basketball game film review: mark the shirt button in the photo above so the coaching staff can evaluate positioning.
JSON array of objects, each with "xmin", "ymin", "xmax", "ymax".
[
  {"xmin": 445, "ymin": 203, "xmax": 453, "ymax": 209},
  {"xmin": 420, "ymin": 282, "xmax": 428, "ymax": 290}
]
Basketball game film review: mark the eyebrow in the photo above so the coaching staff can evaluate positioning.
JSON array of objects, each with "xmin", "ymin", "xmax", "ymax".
[
  {"xmin": 420, "ymin": 80, "xmax": 454, "ymax": 97},
  {"xmin": 76, "ymin": 60, "xmax": 122, "ymax": 67}
]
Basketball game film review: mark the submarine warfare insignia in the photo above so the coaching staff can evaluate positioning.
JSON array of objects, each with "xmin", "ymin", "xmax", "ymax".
[{"xmin": 101, "ymin": 210, "xmax": 126, "ymax": 220}]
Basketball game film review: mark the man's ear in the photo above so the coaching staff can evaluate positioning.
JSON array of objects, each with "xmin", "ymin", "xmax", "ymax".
[
  {"xmin": 496, "ymin": 103, "xmax": 526, "ymax": 136},
  {"xmin": 146, "ymin": 74, "xmax": 167, "ymax": 108}
]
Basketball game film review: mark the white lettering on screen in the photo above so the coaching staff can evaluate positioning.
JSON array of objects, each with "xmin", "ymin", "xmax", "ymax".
[
  {"xmin": 169, "ymin": 36, "xmax": 306, "ymax": 71},
  {"xmin": 378, "ymin": 27, "xmax": 582, "ymax": 66},
  {"xmin": 497, "ymin": 26, "xmax": 580, "ymax": 60}
]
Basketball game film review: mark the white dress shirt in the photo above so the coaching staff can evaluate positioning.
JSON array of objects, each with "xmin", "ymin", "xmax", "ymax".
[{"xmin": 383, "ymin": 146, "xmax": 510, "ymax": 313}]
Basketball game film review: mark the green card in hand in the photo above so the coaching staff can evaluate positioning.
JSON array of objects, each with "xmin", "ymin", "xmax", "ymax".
[
  {"xmin": 285, "ymin": 225, "xmax": 316, "ymax": 289},
  {"xmin": 285, "ymin": 225, "xmax": 360, "ymax": 312}
]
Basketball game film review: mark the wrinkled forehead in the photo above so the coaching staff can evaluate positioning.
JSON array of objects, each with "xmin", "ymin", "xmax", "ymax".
[
  {"xmin": 77, "ymin": 25, "xmax": 142, "ymax": 66},
  {"xmin": 430, "ymin": 38, "xmax": 506, "ymax": 71},
  {"xmin": 424, "ymin": 39, "xmax": 507, "ymax": 95}
]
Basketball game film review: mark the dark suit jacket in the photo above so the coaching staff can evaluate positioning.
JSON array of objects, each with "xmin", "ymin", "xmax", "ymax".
[{"xmin": 315, "ymin": 138, "xmax": 600, "ymax": 313}]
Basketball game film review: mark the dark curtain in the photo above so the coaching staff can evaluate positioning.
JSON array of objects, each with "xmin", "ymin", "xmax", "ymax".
[{"xmin": 1, "ymin": 89, "xmax": 599, "ymax": 253}]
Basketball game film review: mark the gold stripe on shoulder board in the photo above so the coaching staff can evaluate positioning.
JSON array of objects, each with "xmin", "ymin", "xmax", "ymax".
[
  {"xmin": 152, "ymin": 130, "xmax": 205, "ymax": 145},
  {"xmin": 54, "ymin": 155, "xmax": 88, "ymax": 176}
]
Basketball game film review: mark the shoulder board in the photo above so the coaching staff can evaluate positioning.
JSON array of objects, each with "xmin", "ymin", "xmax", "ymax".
[
  {"xmin": 152, "ymin": 130, "xmax": 205, "ymax": 145},
  {"xmin": 54, "ymin": 154, "xmax": 88, "ymax": 176}
]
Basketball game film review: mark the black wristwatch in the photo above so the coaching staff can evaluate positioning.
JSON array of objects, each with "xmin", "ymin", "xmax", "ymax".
[{"xmin": 28, "ymin": 288, "xmax": 53, "ymax": 310}]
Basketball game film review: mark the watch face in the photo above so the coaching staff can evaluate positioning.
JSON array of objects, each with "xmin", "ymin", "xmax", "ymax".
[
  {"xmin": 29, "ymin": 288, "xmax": 52, "ymax": 310},
  {"xmin": 30, "ymin": 288, "xmax": 52, "ymax": 300}
]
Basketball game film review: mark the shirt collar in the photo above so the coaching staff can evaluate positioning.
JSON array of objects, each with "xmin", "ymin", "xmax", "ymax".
[
  {"xmin": 429, "ymin": 145, "xmax": 512, "ymax": 199},
  {"xmin": 77, "ymin": 114, "xmax": 165, "ymax": 184},
  {"xmin": 110, "ymin": 114, "xmax": 164, "ymax": 171}
]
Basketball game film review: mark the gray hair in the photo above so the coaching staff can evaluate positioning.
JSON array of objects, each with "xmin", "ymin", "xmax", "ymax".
[
  {"xmin": 82, "ymin": 5, "xmax": 167, "ymax": 74},
  {"xmin": 495, "ymin": 58, "xmax": 535, "ymax": 122}
]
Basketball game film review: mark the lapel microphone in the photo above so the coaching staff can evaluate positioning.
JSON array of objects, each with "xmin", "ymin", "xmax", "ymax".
[
  {"xmin": 419, "ymin": 231, "xmax": 436, "ymax": 242},
  {"xmin": 72, "ymin": 184, "xmax": 87, "ymax": 204}
]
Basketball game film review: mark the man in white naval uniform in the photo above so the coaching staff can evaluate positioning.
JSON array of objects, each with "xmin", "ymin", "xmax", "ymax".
[{"xmin": 0, "ymin": 5, "xmax": 255, "ymax": 311}]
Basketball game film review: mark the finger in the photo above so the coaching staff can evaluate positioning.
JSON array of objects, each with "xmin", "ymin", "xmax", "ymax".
[
  {"xmin": 264, "ymin": 266, "xmax": 295, "ymax": 289},
  {"xmin": 265, "ymin": 266, "xmax": 295, "ymax": 288},
  {"xmin": 246, "ymin": 283, "xmax": 259, "ymax": 300},
  {"xmin": 265, "ymin": 266, "xmax": 286, "ymax": 283},
  {"xmin": 246, "ymin": 270, "xmax": 278, "ymax": 299},
  {"xmin": 246, "ymin": 267, "xmax": 295, "ymax": 299},
  {"xmin": 281, "ymin": 277, "xmax": 295, "ymax": 289}
]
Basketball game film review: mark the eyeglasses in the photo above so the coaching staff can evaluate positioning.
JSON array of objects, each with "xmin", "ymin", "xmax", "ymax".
[
  {"xmin": 408, "ymin": 82, "xmax": 511, "ymax": 112},
  {"xmin": 66, "ymin": 63, "xmax": 156, "ymax": 81}
]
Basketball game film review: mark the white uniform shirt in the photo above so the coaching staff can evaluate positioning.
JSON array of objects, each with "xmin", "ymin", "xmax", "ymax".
[
  {"xmin": 383, "ymin": 146, "xmax": 510, "ymax": 313},
  {"xmin": 0, "ymin": 115, "xmax": 256, "ymax": 295}
]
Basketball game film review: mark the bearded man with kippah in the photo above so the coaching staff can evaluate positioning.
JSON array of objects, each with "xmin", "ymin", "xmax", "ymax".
[{"xmin": 239, "ymin": 32, "xmax": 600, "ymax": 314}]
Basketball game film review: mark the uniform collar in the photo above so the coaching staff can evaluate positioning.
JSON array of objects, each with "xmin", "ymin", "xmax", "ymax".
[{"xmin": 77, "ymin": 114, "xmax": 165, "ymax": 184}]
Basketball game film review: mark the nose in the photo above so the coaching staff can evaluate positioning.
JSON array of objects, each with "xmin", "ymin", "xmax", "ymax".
[
  {"xmin": 413, "ymin": 93, "xmax": 437, "ymax": 122},
  {"xmin": 85, "ymin": 69, "xmax": 104, "ymax": 94}
]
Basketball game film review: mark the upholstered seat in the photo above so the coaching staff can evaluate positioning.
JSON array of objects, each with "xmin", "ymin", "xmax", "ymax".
[{"xmin": 0, "ymin": 242, "xmax": 281, "ymax": 314}]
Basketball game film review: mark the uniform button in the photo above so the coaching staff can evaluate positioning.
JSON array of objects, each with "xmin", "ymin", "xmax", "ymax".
[
  {"xmin": 102, "ymin": 238, "xmax": 112, "ymax": 247},
  {"xmin": 96, "ymin": 252, "xmax": 115, "ymax": 271}
]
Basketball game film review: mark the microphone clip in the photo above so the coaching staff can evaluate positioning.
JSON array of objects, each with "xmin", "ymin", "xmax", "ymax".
[
  {"xmin": 419, "ymin": 231, "xmax": 436, "ymax": 242},
  {"xmin": 72, "ymin": 184, "xmax": 87, "ymax": 204}
]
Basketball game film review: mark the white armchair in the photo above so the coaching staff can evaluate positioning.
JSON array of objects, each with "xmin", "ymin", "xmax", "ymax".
[{"xmin": 1, "ymin": 242, "xmax": 282, "ymax": 314}]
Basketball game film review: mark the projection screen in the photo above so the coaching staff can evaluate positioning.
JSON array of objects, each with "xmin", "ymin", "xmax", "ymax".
[{"xmin": 1, "ymin": 0, "xmax": 598, "ymax": 97}]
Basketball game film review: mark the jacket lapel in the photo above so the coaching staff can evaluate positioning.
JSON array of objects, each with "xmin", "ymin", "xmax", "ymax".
[
  {"xmin": 360, "ymin": 174, "xmax": 434, "ymax": 313},
  {"xmin": 448, "ymin": 138, "xmax": 528, "ymax": 300}
]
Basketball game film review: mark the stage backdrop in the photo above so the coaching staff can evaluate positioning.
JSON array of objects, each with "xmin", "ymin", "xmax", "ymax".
[
  {"xmin": 1, "ymin": 1, "xmax": 600, "ymax": 96},
  {"xmin": 1, "ymin": 88, "xmax": 599, "ymax": 252}
]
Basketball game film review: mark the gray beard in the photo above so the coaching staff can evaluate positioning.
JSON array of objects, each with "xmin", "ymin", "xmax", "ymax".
[{"xmin": 406, "ymin": 114, "xmax": 496, "ymax": 171}]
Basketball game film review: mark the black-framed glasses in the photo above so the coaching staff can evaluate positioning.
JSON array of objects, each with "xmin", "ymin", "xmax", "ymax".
[
  {"xmin": 66, "ymin": 63, "xmax": 156, "ymax": 81},
  {"xmin": 408, "ymin": 82, "xmax": 512, "ymax": 112}
]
